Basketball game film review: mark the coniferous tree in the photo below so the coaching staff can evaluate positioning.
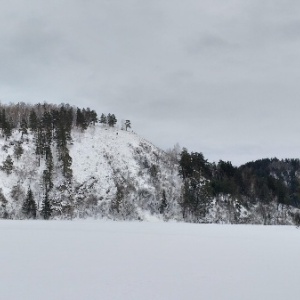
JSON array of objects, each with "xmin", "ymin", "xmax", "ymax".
[
  {"xmin": 159, "ymin": 190, "xmax": 168, "ymax": 214},
  {"xmin": 43, "ymin": 146, "xmax": 54, "ymax": 191},
  {"xmin": 14, "ymin": 142, "xmax": 24, "ymax": 160},
  {"xmin": 99, "ymin": 113, "xmax": 107, "ymax": 125},
  {"xmin": 29, "ymin": 110, "xmax": 38, "ymax": 132},
  {"xmin": 76, "ymin": 108, "xmax": 88, "ymax": 130},
  {"xmin": 61, "ymin": 147, "xmax": 73, "ymax": 180},
  {"xmin": 89, "ymin": 110, "xmax": 98, "ymax": 125},
  {"xmin": 20, "ymin": 117, "xmax": 28, "ymax": 137},
  {"xmin": 179, "ymin": 148, "xmax": 193, "ymax": 179},
  {"xmin": 0, "ymin": 188, "xmax": 8, "ymax": 218},
  {"xmin": 35, "ymin": 120, "xmax": 46, "ymax": 164},
  {"xmin": 22, "ymin": 188, "xmax": 37, "ymax": 219},
  {"xmin": 1, "ymin": 155, "xmax": 13, "ymax": 175},
  {"xmin": 107, "ymin": 113, "xmax": 117, "ymax": 127},
  {"xmin": 42, "ymin": 111, "xmax": 53, "ymax": 145},
  {"xmin": 41, "ymin": 191, "xmax": 52, "ymax": 220},
  {"xmin": 1, "ymin": 109, "xmax": 12, "ymax": 139}
]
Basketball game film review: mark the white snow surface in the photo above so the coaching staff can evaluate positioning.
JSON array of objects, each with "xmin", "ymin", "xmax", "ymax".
[{"xmin": 1, "ymin": 220, "xmax": 300, "ymax": 300}]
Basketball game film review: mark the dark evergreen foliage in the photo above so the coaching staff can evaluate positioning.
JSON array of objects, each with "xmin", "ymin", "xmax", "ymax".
[
  {"xmin": 159, "ymin": 190, "xmax": 168, "ymax": 214},
  {"xmin": 14, "ymin": 142, "xmax": 24, "ymax": 160},
  {"xmin": 179, "ymin": 149, "xmax": 300, "ymax": 218},
  {"xmin": 41, "ymin": 191, "xmax": 52, "ymax": 220},
  {"xmin": 43, "ymin": 146, "xmax": 54, "ymax": 191},
  {"xmin": 107, "ymin": 113, "xmax": 117, "ymax": 127},
  {"xmin": 1, "ymin": 155, "xmax": 13, "ymax": 175},
  {"xmin": 76, "ymin": 108, "xmax": 88, "ymax": 130},
  {"xmin": 0, "ymin": 109, "xmax": 13, "ymax": 139},
  {"xmin": 22, "ymin": 188, "xmax": 37, "ymax": 219},
  {"xmin": 0, "ymin": 189, "xmax": 8, "ymax": 218},
  {"xmin": 99, "ymin": 113, "xmax": 107, "ymax": 124},
  {"xmin": 29, "ymin": 110, "xmax": 38, "ymax": 131},
  {"xmin": 20, "ymin": 118, "xmax": 28, "ymax": 137}
]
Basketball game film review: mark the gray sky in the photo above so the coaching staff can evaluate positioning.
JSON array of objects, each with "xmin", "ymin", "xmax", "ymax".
[{"xmin": 1, "ymin": 0, "xmax": 300, "ymax": 165}]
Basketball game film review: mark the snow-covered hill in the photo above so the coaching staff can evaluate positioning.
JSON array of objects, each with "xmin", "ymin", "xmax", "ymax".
[
  {"xmin": 0, "ymin": 123, "xmax": 299, "ymax": 224},
  {"xmin": 0, "ymin": 125, "xmax": 182, "ymax": 220}
]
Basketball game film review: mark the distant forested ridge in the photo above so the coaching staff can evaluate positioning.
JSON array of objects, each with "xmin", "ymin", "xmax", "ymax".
[
  {"xmin": 0, "ymin": 102, "xmax": 299, "ymax": 225},
  {"xmin": 179, "ymin": 149, "xmax": 300, "ymax": 224}
]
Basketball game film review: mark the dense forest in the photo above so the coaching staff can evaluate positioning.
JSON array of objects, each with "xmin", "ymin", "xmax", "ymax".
[
  {"xmin": 0, "ymin": 102, "xmax": 121, "ymax": 220},
  {"xmin": 178, "ymin": 149, "xmax": 300, "ymax": 224}
]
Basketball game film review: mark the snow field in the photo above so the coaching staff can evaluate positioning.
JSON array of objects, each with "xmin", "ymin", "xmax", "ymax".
[{"xmin": 0, "ymin": 221, "xmax": 299, "ymax": 300}]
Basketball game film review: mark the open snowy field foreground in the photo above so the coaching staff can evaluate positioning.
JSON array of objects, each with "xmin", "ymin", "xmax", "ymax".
[{"xmin": 0, "ymin": 221, "xmax": 300, "ymax": 300}]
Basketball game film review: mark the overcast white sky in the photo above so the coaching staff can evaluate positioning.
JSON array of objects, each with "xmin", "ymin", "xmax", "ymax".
[{"xmin": 1, "ymin": 0, "xmax": 300, "ymax": 165}]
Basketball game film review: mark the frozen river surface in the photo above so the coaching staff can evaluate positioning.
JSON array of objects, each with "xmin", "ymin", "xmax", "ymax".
[{"xmin": 0, "ymin": 220, "xmax": 299, "ymax": 300}]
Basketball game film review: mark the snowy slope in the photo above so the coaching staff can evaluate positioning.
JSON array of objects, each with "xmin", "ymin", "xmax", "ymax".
[
  {"xmin": 0, "ymin": 125, "xmax": 182, "ymax": 220},
  {"xmin": 1, "ymin": 220, "xmax": 300, "ymax": 300}
]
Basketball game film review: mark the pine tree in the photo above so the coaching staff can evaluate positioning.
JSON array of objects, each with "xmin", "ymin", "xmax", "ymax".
[
  {"xmin": 61, "ymin": 146, "xmax": 73, "ymax": 180},
  {"xmin": 35, "ymin": 121, "xmax": 46, "ymax": 162},
  {"xmin": 41, "ymin": 191, "xmax": 52, "ymax": 220},
  {"xmin": 1, "ymin": 110, "xmax": 12, "ymax": 140},
  {"xmin": 76, "ymin": 108, "xmax": 88, "ymax": 130},
  {"xmin": 0, "ymin": 188, "xmax": 8, "ymax": 218},
  {"xmin": 22, "ymin": 188, "xmax": 37, "ymax": 219},
  {"xmin": 159, "ymin": 190, "xmax": 168, "ymax": 214},
  {"xmin": 89, "ymin": 110, "xmax": 98, "ymax": 125},
  {"xmin": 43, "ymin": 146, "xmax": 54, "ymax": 191},
  {"xmin": 20, "ymin": 117, "xmax": 28, "ymax": 137},
  {"xmin": 29, "ymin": 110, "xmax": 38, "ymax": 132},
  {"xmin": 1, "ymin": 155, "xmax": 13, "ymax": 175},
  {"xmin": 99, "ymin": 113, "xmax": 107, "ymax": 125},
  {"xmin": 42, "ymin": 111, "xmax": 53, "ymax": 145},
  {"xmin": 107, "ymin": 114, "xmax": 117, "ymax": 127},
  {"xmin": 14, "ymin": 142, "xmax": 24, "ymax": 160}
]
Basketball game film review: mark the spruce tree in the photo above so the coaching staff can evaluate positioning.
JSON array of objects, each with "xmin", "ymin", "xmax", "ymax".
[
  {"xmin": 61, "ymin": 147, "xmax": 73, "ymax": 180},
  {"xmin": 76, "ymin": 108, "xmax": 88, "ymax": 130},
  {"xmin": 42, "ymin": 111, "xmax": 53, "ymax": 145},
  {"xmin": 89, "ymin": 110, "xmax": 98, "ymax": 125},
  {"xmin": 14, "ymin": 142, "xmax": 24, "ymax": 160},
  {"xmin": 43, "ymin": 146, "xmax": 54, "ymax": 191},
  {"xmin": 1, "ymin": 110, "xmax": 12, "ymax": 140},
  {"xmin": 0, "ymin": 188, "xmax": 8, "ymax": 218},
  {"xmin": 41, "ymin": 191, "xmax": 52, "ymax": 220},
  {"xmin": 22, "ymin": 188, "xmax": 37, "ymax": 219},
  {"xmin": 20, "ymin": 118, "xmax": 28, "ymax": 137},
  {"xmin": 1, "ymin": 155, "xmax": 13, "ymax": 175},
  {"xmin": 107, "ymin": 114, "xmax": 117, "ymax": 127},
  {"xmin": 99, "ymin": 113, "xmax": 107, "ymax": 125},
  {"xmin": 159, "ymin": 190, "xmax": 168, "ymax": 214},
  {"xmin": 29, "ymin": 110, "xmax": 38, "ymax": 132}
]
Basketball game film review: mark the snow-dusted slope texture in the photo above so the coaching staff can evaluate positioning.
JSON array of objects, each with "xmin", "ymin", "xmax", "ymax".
[{"xmin": 0, "ymin": 125, "xmax": 182, "ymax": 220}]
